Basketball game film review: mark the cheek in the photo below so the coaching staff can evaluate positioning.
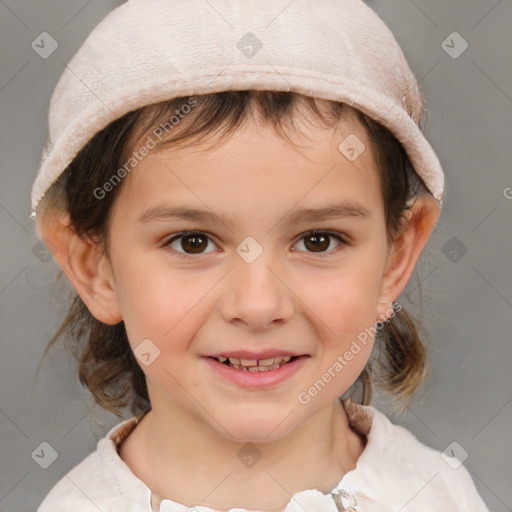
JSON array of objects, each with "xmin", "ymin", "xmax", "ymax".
[
  {"xmin": 115, "ymin": 270, "xmax": 209, "ymax": 395},
  {"xmin": 114, "ymin": 260, "xmax": 214, "ymax": 357},
  {"xmin": 112, "ymin": 257, "xmax": 174, "ymax": 337},
  {"xmin": 296, "ymin": 257, "xmax": 384, "ymax": 382},
  {"xmin": 301, "ymin": 258, "xmax": 383, "ymax": 336}
]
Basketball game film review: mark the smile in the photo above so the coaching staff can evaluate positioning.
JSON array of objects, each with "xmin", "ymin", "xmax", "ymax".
[
  {"xmin": 202, "ymin": 354, "xmax": 308, "ymax": 388},
  {"xmin": 211, "ymin": 355, "xmax": 298, "ymax": 372}
]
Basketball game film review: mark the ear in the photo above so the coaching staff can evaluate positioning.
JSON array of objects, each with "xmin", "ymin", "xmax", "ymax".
[
  {"xmin": 39, "ymin": 211, "xmax": 122, "ymax": 325},
  {"xmin": 377, "ymin": 195, "xmax": 441, "ymax": 320}
]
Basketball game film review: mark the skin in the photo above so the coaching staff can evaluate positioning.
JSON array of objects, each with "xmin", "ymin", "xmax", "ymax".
[{"xmin": 41, "ymin": 107, "xmax": 440, "ymax": 511}]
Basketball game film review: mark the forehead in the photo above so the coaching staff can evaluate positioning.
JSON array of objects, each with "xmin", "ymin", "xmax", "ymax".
[{"xmin": 115, "ymin": 110, "xmax": 382, "ymax": 222}]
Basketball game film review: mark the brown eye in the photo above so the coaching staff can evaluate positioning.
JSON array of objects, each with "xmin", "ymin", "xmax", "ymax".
[
  {"xmin": 304, "ymin": 233, "xmax": 330, "ymax": 252},
  {"xmin": 181, "ymin": 233, "xmax": 207, "ymax": 253},
  {"xmin": 294, "ymin": 230, "xmax": 345, "ymax": 254},
  {"xmin": 167, "ymin": 232, "xmax": 216, "ymax": 255}
]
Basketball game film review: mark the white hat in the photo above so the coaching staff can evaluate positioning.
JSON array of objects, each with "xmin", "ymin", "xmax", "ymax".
[{"xmin": 30, "ymin": 0, "xmax": 444, "ymax": 216}]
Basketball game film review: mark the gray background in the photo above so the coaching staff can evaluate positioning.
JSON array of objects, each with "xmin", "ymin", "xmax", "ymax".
[{"xmin": 1, "ymin": 1, "xmax": 511, "ymax": 511}]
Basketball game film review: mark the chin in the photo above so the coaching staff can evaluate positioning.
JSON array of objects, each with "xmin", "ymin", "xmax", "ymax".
[{"xmin": 213, "ymin": 406, "xmax": 301, "ymax": 444}]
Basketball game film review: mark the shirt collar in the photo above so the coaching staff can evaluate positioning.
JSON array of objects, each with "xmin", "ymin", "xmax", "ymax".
[
  {"xmin": 99, "ymin": 410, "xmax": 154, "ymax": 508},
  {"xmin": 96, "ymin": 400, "xmax": 422, "ymax": 512}
]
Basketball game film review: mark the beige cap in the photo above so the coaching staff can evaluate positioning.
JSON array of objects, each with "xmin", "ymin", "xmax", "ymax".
[{"xmin": 30, "ymin": 0, "xmax": 444, "ymax": 216}]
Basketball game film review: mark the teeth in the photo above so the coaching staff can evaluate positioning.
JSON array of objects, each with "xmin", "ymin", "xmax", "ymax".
[
  {"xmin": 216, "ymin": 355, "xmax": 297, "ymax": 371},
  {"xmin": 240, "ymin": 358, "xmax": 258, "ymax": 366},
  {"xmin": 258, "ymin": 358, "xmax": 276, "ymax": 367}
]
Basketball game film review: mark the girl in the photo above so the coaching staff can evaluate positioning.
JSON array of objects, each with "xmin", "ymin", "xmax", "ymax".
[{"xmin": 31, "ymin": 0, "xmax": 490, "ymax": 510}]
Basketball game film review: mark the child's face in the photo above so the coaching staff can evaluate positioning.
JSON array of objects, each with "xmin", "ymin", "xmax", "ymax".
[{"xmin": 103, "ymin": 110, "xmax": 395, "ymax": 441}]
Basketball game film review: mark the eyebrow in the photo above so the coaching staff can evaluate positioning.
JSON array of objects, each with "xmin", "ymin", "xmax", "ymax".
[{"xmin": 137, "ymin": 201, "xmax": 371, "ymax": 229}]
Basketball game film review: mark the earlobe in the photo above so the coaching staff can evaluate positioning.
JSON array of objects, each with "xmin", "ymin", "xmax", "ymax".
[
  {"xmin": 378, "ymin": 196, "xmax": 441, "ymax": 318},
  {"xmin": 39, "ymin": 211, "xmax": 122, "ymax": 325}
]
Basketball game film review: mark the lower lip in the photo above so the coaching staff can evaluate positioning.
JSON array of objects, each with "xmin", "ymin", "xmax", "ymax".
[{"xmin": 201, "ymin": 356, "xmax": 307, "ymax": 388}]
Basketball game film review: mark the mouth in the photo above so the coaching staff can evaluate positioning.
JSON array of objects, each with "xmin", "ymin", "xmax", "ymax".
[{"xmin": 208, "ymin": 355, "xmax": 301, "ymax": 372}]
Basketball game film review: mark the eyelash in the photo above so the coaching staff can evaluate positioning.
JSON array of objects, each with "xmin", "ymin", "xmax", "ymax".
[{"xmin": 163, "ymin": 230, "xmax": 348, "ymax": 259}]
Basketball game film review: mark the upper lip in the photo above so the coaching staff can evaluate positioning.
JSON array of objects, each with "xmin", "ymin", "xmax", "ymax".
[{"xmin": 204, "ymin": 350, "xmax": 305, "ymax": 360}]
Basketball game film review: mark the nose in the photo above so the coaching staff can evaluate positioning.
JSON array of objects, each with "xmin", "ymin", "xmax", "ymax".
[{"xmin": 218, "ymin": 251, "xmax": 295, "ymax": 331}]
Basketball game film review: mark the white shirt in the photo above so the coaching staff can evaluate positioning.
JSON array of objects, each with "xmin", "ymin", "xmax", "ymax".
[{"xmin": 37, "ymin": 400, "xmax": 490, "ymax": 512}]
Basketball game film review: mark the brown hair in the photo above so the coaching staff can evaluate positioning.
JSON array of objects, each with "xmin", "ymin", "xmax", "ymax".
[{"xmin": 37, "ymin": 91, "xmax": 431, "ymax": 418}]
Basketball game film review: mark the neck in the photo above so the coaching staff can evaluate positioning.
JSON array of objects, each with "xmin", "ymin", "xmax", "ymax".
[{"xmin": 120, "ymin": 397, "xmax": 366, "ymax": 511}]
